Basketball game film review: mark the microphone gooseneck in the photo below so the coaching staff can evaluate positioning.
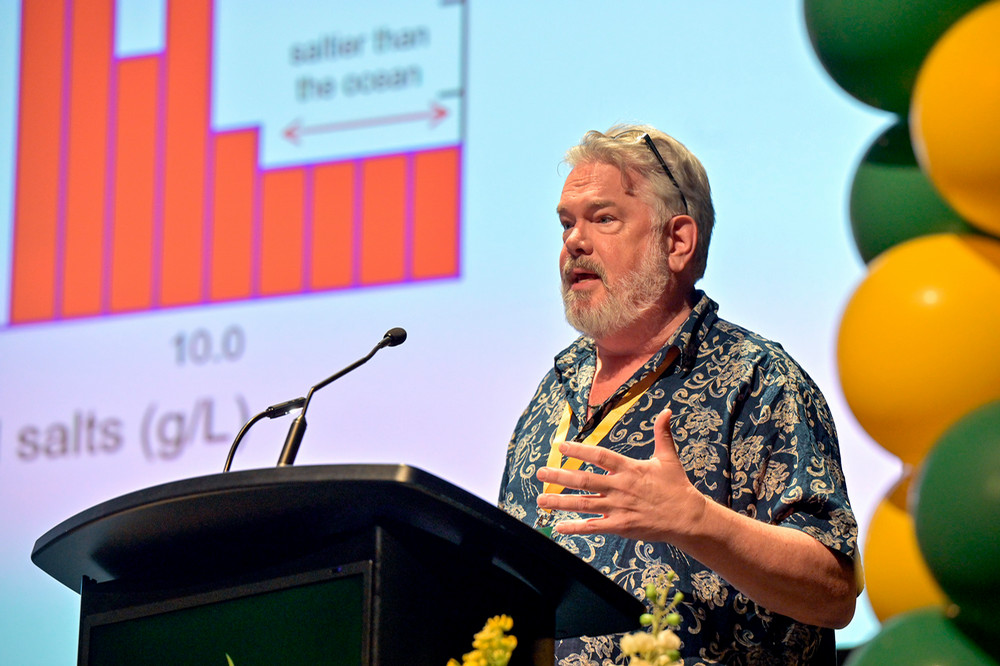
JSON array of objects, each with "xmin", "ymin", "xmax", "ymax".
[
  {"xmin": 223, "ymin": 397, "xmax": 306, "ymax": 472},
  {"xmin": 275, "ymin": 327, "xmax": 408, "ymax": 467}
]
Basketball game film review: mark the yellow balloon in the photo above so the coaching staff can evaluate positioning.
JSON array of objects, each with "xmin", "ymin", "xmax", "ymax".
[
  {"xmin": 864, "ymin": 477, "xmax": 949, "ymax": 623},
  {"xmin": 837, "ymin": 234, "xmax": 1000, "ymax": 464},
  {"xmin": 911, "ymin": 1, "xmax": 1000, "ymax": 236}
]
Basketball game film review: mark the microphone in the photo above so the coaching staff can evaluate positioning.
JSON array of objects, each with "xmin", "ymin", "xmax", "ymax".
[
  {"xmin": 381, "ymin": 326, "xmax": 407, "ymax": 348},
  {"xmin": 276, "ymin": 327, "xmax": 408, "ymax": 467}
]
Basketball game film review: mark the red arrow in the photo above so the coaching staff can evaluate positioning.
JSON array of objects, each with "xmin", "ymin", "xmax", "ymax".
[{"xmin": 284, "ymin": 102, "xmax": 448, "ymax": 144}]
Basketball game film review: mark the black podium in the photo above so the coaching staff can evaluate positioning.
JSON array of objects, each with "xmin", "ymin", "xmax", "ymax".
[{"xmin": 32, "ymin": 464, "xmax": 644, "ymax": 665}]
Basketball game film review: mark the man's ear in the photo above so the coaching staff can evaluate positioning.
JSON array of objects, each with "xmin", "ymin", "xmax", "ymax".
[{"xmin": 665, "ymin": 214, "xmax": 698, "ymax": 275}]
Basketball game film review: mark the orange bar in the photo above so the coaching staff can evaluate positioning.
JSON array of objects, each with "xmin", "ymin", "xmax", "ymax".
[
  {"xmin": 160, "ymin": 0, "xmax": 212, "ymax": 306},
  {"xmin": 10, "ymin": 0, "xmax": 66, "ymax": 323},
  {"xmin": 110, "ymin": 57, "xmax": 159, "ymax": 313},
  {"xmin": 412, "ymin": 148, "xmax": 460, "ymax": 279},
  {"xmin": 62, "ymin": 0, "xmax": 113, "ymax": 317},
  {"xmin": 311, "ymin": 162, "xmax": 354, "ymax": 289},
  {"xmin": 360, "ymin": 156, "xmax": 406, "ymax": 285},
  {"xmin": 210, "ymin": 131, "xmax": 257, "ymax": 301},
  {"xmin": 259, "ymin": 168, "xmax": 305, "ymax": 295}
]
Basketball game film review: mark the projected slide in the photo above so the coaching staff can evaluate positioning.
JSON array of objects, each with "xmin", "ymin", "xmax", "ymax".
[
  {"xmin": 0, "ymin": 4, "xmax": 898, "ymax": 663},
  {"xmin": 7, "ymin": 0, "xmax": 464, "ymax": 326}
]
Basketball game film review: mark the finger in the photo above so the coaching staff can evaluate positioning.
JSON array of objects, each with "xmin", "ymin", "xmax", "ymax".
[
  {"xmin": 537, "ymin": 487, "xmax": 607, "ymax": 511},
  {"xmin": 553, "ymin": 516, "xmax": 610, "ymax": 535},
  {"xmin": 557, "ymin": 440, "xmax": 628, "ymax": 473},
  {"xmin": 537, "ymin": 465, "xmax": 614, "ymax": 494},
  {"xmin": 652, "ymin": 408, "xmax": 680, "ymax": 462}
]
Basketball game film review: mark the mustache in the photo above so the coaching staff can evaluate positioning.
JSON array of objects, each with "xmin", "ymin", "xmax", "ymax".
[{"xmin": 561, "ymin": 256, "xmax": 607, "ymax": 285}]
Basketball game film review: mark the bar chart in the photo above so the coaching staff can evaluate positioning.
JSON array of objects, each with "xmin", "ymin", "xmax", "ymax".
[{"xmin": 8, "ymin": 0, "xmax": 464, "ymax": 325}]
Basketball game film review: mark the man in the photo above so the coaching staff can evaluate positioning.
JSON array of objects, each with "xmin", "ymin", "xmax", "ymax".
[{"xmin": 499, "ymin": 125, "xmax": 858, "ymax": 665}]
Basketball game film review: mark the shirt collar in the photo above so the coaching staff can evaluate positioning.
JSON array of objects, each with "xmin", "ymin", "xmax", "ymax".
[{"xmin": 670, "ymin": 290, "xmax": 719, "ymax": 372}]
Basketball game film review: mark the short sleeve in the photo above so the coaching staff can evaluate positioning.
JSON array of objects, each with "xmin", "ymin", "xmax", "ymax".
[{"xmin": 732, "ymin": 351, "xmax": 858, "ymax": 559}]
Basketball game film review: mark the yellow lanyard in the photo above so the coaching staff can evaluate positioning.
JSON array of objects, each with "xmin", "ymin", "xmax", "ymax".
[{"xmin": 542, "ymin": 346, "xmax": 679, "ymax": 496}]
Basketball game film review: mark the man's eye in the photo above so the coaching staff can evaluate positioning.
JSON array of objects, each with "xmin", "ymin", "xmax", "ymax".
[
  {"xmin": 560, "ymin": 219, "xmax": 573, "ymax": 231},
  {"xmin": 596, "ymin": 215, "xmax": 615, "ymax": 224}
]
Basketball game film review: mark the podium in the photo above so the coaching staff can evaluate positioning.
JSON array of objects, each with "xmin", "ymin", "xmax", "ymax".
[{"xmin": 32, "ymin": 464, "xmax": 644, "ymax": 665}]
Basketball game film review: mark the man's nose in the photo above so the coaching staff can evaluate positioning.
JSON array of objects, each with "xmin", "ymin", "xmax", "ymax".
[{"xmin": 563, "ymin": 223, "xmax": 593, "ymax": 256}]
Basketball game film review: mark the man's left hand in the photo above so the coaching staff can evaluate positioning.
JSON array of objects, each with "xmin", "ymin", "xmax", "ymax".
[{"xmin": 536, "ymin": 408, "xmax": 708, "ymax": 542}]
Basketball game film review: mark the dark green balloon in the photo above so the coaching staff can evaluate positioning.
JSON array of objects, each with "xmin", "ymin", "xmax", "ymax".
[
  {"xmin": 914, "ymin": 400, "xmax": 1000, "ymax": 652},
  {"xmin": 844, "ymin": 608, "xmax": 997, "ymax": 666},
  {"xmin": 804, "ymin": 0, "xmax": 987, "ymax": 113},
  {"xmin": 850, "ymin": 120, "xmax": 978, "ymax": 264}
]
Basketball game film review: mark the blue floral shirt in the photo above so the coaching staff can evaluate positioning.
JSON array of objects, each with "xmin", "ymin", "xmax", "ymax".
[{"xmin": 499, "ymin": 292, "xmax": 857, "ymax": 665}]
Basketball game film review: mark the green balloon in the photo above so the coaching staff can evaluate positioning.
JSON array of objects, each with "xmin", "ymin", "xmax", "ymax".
[
  {"xmin": 844, "ymin": 608, "xmax": 997, "ymax": 666},
  {"xmin": 850, "ymin": 121, "xmax": 978, "ymax": 264},
  {"xmin": 804, "ymin": 0, "xmax": 987, "ymax": 113},
  {"xmin": 914, "ymin": 400, "xmax": 1000, "ymax": 652}
]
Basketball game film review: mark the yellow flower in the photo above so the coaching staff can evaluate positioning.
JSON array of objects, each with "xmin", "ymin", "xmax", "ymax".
[
  {"xmin": 621, "ymin": 631, "xmax": 656, "ymax": 655},
  {"xmin": 622, "ymin": 574, "xmax": 683, "ymax": 666},
  {"xmin": 655, "ymin": 630, "xmax": 681, "ymax": 651},
  {"xmin": 448, "ymin": 615, "xmax": 517, "ymax": 666}
]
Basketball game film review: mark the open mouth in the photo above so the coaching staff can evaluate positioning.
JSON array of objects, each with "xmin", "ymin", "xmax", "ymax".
[
  {"xmin": 571, "ymin": 269, "xmax": 601, "ymax": 284},
  {"xmin": 565, "ymin": 266, "xmax": 604, "ymax": 290}
]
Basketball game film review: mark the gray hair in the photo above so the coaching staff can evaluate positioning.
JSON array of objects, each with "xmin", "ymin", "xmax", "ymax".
[{"xmin": 564, "ymin": 124, "xmax": 715, "ymax": 281}]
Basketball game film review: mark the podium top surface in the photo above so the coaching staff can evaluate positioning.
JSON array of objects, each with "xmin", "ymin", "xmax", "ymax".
[{"xmin": 32, "ymin": 464, "xmax": 644, "ymax": 638}]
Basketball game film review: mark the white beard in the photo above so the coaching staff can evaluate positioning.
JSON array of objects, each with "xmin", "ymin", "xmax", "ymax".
[{"xmin": 560, "ymin": 241, "xmax": 670, "ymax": 340}]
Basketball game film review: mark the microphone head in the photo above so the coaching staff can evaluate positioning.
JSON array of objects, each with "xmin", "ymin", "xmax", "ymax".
[{"xmin": 384, "ymin": 327, "xmax": 407, "ymax": 347}]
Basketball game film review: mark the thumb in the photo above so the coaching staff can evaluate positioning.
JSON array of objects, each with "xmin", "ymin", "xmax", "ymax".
[{"xmin": 652, "ymin": 408, "xmax": 680, "ymax": 462}]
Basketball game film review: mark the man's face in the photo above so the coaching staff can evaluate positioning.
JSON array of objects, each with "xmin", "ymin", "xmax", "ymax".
[{"xmin": 557, "ymin": 161, "xmax": 670, "ymax": 340}]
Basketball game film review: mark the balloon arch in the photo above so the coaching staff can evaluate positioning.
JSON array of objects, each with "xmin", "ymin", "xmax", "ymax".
[{"xmin": 804, "ymin": 1, "xmax": 1000, "ymax": 663}]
